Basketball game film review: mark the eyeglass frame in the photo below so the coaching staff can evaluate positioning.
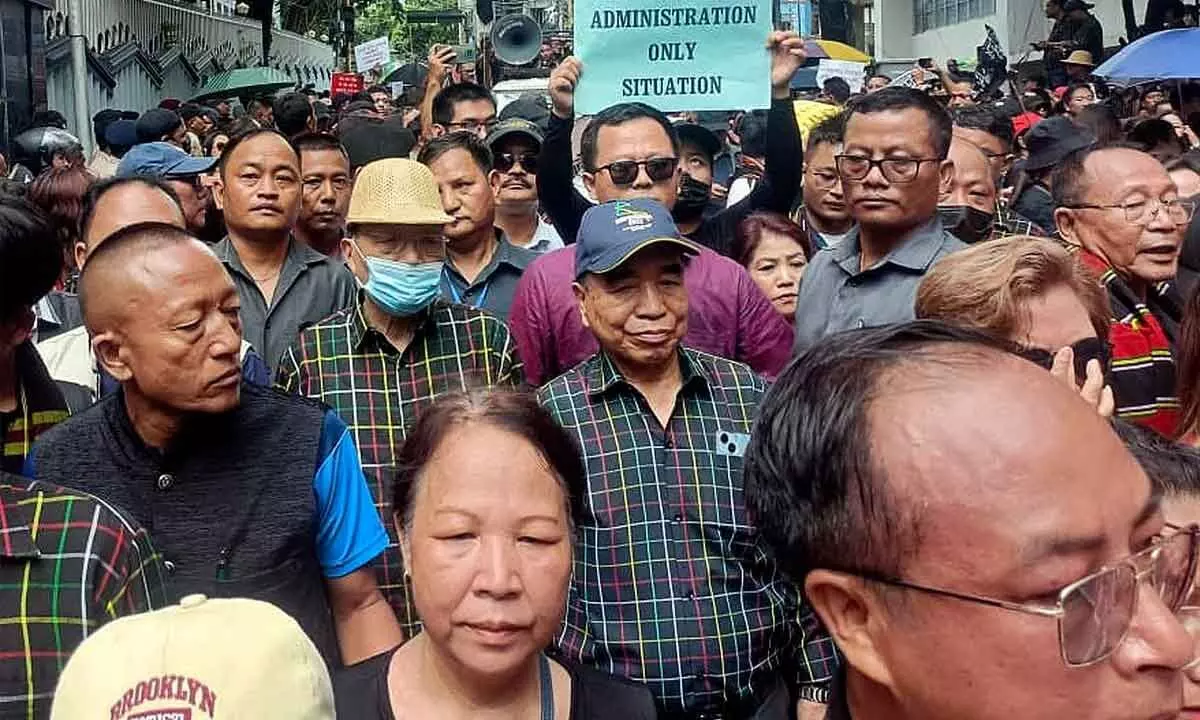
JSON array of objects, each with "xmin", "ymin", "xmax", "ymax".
[
  {"xmin": 592, "ymin": 157, "xmax": 679, "ymax": 186},
  {"xmin": 1061, "ymin": 197, "xmax": 1196, "ymax": 225},
  {"xmin": 834, "ymin": 154, "xmax": 945, "ymax": 184},
  {"xmin": 831, "ymin": 523, "xmax": 1200, "ymax": 668},
  {"xmin": 494, "ymin": 151, "xmax": 539, "ymax": 174},
  {"xmin": 444, "ymin": 119, "xmax": 497, "ymax": 133}
]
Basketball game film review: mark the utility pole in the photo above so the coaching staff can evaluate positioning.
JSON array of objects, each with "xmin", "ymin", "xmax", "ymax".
[{"xmin": 66, "ymin": 0, "xmax": 91, "ymax": 155}]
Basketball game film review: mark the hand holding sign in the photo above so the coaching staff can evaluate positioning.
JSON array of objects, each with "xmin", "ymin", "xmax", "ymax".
[
  {"xmin": 550, "ymin": 56, "xmax": 583, "ymax": 119},
  {"xmin": 769, "ymin": 31, "xmax": 807, "ymax": 98}
]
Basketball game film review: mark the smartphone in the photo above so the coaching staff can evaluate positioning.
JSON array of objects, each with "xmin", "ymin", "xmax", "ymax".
[
  {"xmin": 918, "ymin": 57, "xmax": 933, "ymax": 69},
  {"xmin": 452, "ymin": 45, "xmax": 477, "ymax": 64}
]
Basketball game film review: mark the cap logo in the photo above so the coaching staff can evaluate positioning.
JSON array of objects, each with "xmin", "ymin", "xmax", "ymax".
[
  {"xmin": 613, "ymin": 202, "xmax": 655, "ymax": 233},
  {"xmin": 110, "ymin": 676, "xmax": 216, "ymax": 720}
]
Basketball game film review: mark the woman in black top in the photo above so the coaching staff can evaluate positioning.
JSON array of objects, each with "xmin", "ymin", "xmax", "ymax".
[{"xmin": 333, "ymin": 390, "xmax": 656, "ymax": 720}]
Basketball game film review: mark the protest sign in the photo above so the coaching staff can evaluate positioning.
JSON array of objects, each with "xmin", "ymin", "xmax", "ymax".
[
  {"xmin": 573, "ymin": 0, "xmax": 772, "ymax": 114},
  {"xmin": 354, "ymin": 36, "xmax": 391, "ymax": 72},
  {"xmin": 331, "ymin": 72, "xmax": 365, "ymax": 96},
  {"xmin": 816, "ymin": 59, "xmax": 866, "ymax": 93}
]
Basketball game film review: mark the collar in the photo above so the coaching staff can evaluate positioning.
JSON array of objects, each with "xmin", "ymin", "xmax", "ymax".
[
  {"xmin": 583, "ymin": 347, "xmax": 708, "ymax": 398},
  {"xmin": 0, "ymin": 481, "xmax": 44, "ymax": 560},
  {"xmin": 34, "ymin": 295, "xmax": 59, "ymax": 329},
  {"xmin": 349, "ymin": 298, "xmax": 442, "ymax": 353},
  {"xmin": 214, "ymin": 234, "xmax": 326, "ymax": 279},
  {"xmin": 832, "ymin": 217, "xmax": 949, "ymax": 274},
  {"xmin": 446, "ymin": 231, "xmax": 535, "ymax": 287}
]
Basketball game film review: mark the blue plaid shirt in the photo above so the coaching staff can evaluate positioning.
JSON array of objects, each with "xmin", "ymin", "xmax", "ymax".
[{"xmin": 538, "ymin": 348, "xmax": 837, "ymax": 715}]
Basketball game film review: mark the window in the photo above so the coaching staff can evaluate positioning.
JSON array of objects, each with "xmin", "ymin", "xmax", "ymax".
[{"xmin": 913, "ymin": 0, "xmax": 996, "ymax": 32}]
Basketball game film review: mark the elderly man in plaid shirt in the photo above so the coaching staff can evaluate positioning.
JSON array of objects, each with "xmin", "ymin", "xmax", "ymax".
[
  {"xmin": 276, "ymin": 158, "xmax": 523, "ymax": 636},
  {"xmin": 539, "ymin": 198, "xmax": 836, "ymax": 720}
]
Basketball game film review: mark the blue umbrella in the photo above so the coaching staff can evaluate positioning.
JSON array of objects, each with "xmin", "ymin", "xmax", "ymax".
[{"xmin": 1094, "ymin": 28, "xmax": 1200, "ymax": 85}]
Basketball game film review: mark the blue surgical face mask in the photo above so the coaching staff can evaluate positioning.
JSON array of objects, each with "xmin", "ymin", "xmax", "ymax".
[{"xmin": 350, "ymin": 240, "xmax": 443, "ymax": 317}]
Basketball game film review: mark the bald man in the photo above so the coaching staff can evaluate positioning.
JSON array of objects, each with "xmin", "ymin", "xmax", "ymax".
[
  {"xmin": 937, "ymin": 137, "xmax": 999, "ymax": 244},
  {"xmin": 25, "ymin": 222, "xmax": 403, "ymax": 666},
  {"xmin": 38, "ymin": 177, "xmax": 269, "ymax": 411}
]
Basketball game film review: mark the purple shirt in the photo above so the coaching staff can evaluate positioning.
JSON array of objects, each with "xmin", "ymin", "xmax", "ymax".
[{"xmin": 509, "ymin": 245, "xmax": 794, "ymax": 386}]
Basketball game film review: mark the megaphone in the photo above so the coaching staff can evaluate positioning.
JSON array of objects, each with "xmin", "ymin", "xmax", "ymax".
[{"xmin": 490, "ymin": 14, "xmax": 542, "ymax": 66}]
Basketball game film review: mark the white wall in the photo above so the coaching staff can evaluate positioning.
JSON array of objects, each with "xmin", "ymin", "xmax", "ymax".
[{"xmin": 875, "ymin": 0, "xmax": 1150, "ymax": 66}]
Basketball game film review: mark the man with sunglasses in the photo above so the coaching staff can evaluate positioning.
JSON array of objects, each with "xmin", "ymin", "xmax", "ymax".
[
  {"xmin": 486, "ymin": 118, "xmax": 563, "ymax": 254},
  {"xmin": 537, "ymin": 31, "xmax": 807, "ymax": 255},
  {"xmin": 745, "ymin": 320, "xmax": 1198, "ymax": 720},
  {"xmin": 116, "ymin": 141, "xmax": 216, "ymax": 234},
  {"xmin": 1053, "ymin": 144, "xmax": 1195, "ymax": 437},
  {"xmin": 792, "ymin": 87, "xmax": 967, "ymax": 354}
]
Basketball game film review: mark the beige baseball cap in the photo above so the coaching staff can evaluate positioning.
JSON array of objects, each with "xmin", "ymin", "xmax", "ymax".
[
  {"xmin": 347, "ymin": 157, "xmax": 453, "ymax": 226},
  {"xmin": 51, "ymin": 595, "xmax": 334, "ymax": 720}
]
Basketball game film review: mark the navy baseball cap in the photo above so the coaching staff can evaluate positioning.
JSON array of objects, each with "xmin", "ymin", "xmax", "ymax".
[
  {"xmin": 116, "ymin": 142, "xmax": 217, "ymax": 179},
  {"xmin": 575, "ymin": 198, "xmax": 700, "ymax": 279}
]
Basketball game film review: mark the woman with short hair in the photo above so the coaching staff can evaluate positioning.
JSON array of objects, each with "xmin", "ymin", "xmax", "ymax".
[
  {"xmin": 916, "ymin": 235, "xmax": 1114, "ymax": 415},
  {"xmin": 334, "ymin": 389, "xmax": 657, "ymax": 720}
]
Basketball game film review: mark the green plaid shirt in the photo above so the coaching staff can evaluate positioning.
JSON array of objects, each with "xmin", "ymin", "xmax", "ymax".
[
  {"xmin": 537, "ymin": 349, "xmax": 836, "ymax": 715},
  {"xmin": 1, "ymin": 476, "xmax": 166, "ymax": 719},
  {"xmin": 275, "ymin": 300, "xmax": 523, "ymax": 634}
]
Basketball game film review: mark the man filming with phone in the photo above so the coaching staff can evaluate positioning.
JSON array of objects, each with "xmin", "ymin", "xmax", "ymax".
[{"xmin": 420, "ymin": 44, "xmax": 497, "ymax": 141}]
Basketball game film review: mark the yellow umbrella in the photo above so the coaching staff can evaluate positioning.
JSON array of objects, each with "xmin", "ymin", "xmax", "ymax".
[
  {"xmin": 805, "ymin": 39, "xmax": 872, "ymax": 63},
  {"xmin": 792, "ymin": 100, "xmax": 843, "ymax": 145}
]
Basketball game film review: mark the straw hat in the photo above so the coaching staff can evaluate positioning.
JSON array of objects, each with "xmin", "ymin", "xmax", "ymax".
[
  {"xmin": 1063, "ymin": 50, "xmax": 1095, "ymax": 67},
  {"xmin": 347, "ymin": 157, "xmax": 453, "ymax": 226}
]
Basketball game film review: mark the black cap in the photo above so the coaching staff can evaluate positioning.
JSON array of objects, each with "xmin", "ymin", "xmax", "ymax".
[
  {"xmin": 674, "ymin": 122, "xmax": 722, "ymax": 160},
  {"xmin": 1063, "ymin": 0, "xmax": 1094, "ymax": 10},
  {"xmin": 1024, "ymin": 116, "xmax": 1095, "ymax": 172},
  {"xmin": 499, "ymin": 94, "xmax": 552, "ymax": 129},
  {"xmin": 135, "ymin": 108, "xmax": 182, "ymax": 144}
]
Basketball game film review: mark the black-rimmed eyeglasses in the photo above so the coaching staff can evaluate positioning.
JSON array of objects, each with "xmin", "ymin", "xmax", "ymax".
[{"xmin": 834, "ymin": 154, "xmax": 944, "ymax": 183}]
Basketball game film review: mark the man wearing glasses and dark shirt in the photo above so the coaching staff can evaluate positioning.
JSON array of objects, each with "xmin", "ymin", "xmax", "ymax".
[
  {"xmin": 746, "ymin": 322, "xmax": 1198, "ymax": 720},
  {"xmin": 792, "ymin": 87, "xmax": 966, "ymax": 354},
  {"xmin": 535, "ymin": 31, "xmax": 808, "ymax": 257}
]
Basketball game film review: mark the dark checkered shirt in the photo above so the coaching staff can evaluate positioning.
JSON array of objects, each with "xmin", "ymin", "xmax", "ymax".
[
  {"xmin": 275, "ymin": 300, "xmax": 523, "ymax": 634},
  {"xmin": 0, "ymin": 476, "xmax": 166, "ymax": 718},
  {"xmin": 537, "ymin": 349, "xmax": 836, "ymax": 715}
]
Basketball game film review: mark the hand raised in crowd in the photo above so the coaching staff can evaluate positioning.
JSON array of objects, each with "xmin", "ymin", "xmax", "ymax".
[
  {"xmin": 767, "ymin": 31, "xmax": 807, "ymax": 98},
  {"xmin": 427, "ymin": 44, "xmax": 458, "ymax": 87},
  {"xmin": 1050, "ymin": 346, "xmax": 1115, "ymax": 418},
  {"xmin": 550, "ymin": 56, "xmax": 583, "ymax": 120}
]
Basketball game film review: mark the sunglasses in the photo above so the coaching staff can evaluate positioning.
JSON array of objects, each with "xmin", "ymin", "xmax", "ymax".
[
  {"xmin": 847, "ymin": 524, "xmax": 1200, "ymax": 667},
  {"xmin": 1017, "ymin": 336, "xmax": 1111, "ymax": 382},
  {"xmin": 594, "ymin": 157, "xmax": 678, "ymax": 186},
  {"xmin": 495, "ymin": 152, "xmax": 538, "ymax": 174}
]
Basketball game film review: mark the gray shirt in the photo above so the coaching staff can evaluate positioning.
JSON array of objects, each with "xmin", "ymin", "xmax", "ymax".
[
  {"xmin": 792, "ymin": 218, "xmax": 967, "ymax": 354},
  {"xmin": 214, "ymin": 236, "xmax": 357, "ymax": 372},
  {"xmin": 440, "ymin": 232, "xmax": 538, "ymax": 321}
]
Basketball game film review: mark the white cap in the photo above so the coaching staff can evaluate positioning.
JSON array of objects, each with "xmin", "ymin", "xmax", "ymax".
[{"xmin": 51, "ymin": 595, "xmax": 334, "ymax": 720}]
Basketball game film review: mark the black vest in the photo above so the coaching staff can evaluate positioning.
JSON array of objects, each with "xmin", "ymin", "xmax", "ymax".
[{"xmin": 30, "ymin": 383, "xmax": 339, "ymax": 662}]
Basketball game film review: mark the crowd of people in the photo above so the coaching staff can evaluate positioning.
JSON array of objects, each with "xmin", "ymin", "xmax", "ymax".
[{"xmin": 2, "ymin": 19, "xmax": 1200, "ymax": 720}]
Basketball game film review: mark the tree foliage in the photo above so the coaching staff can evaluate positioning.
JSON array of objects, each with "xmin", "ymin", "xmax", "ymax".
[{"xmin": 280, "ymin": 0, "xmax": 460, "ymax": 62}]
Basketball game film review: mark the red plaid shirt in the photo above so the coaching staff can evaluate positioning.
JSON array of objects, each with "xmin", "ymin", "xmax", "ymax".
[{"xmin": 1079, "ymin": 250, "xmax": 1180, "ymax": 436}]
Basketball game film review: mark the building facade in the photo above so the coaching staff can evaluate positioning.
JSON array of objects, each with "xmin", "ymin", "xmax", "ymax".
[{"xmin": 872, "ymin": 0, "xmax": 1146, "ymax": 66}]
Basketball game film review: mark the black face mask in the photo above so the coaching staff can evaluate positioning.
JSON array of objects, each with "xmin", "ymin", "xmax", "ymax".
[
  {"xmin": 936, "ymin": 204, "xmax": 995, "ymax": 244},
  {"xmin": 674, "ymin": 173, "xmax": 712, "ymax": 223},
  {"xmin": 1018, "ymin": 336, "xmax": 1112, "ymax": 385}
]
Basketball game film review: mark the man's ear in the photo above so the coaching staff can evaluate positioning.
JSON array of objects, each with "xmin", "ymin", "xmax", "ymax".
[
  {"xmin": 1054, "ymin": 207, "xmax": 1080, "ymax": 246},
  {"xmin": 431, "ymin": 124, "xmax": 448, "ymax": 138},
  {"xmin": 582, "ymin": 171, "xmax": 597, "ymax": 197},
  {"xmin": 73, "ymin": 241, "xmax": 88, "ymax": 273},
  {"xmin": 211, "ymin": 176, "xmax": 226, "ymax": 211},
  {"xmin": 938, "ymin": 159, "xmax": 955, "ymax": 197},
  {"xmin": 92, "ymin": 330, "xmax": 133, "ymax": 382},
  {"xmin": 488, "ymin": 169, "xmax": 504, "ymax": 196},
  {"xmin": 572, "ymin": 281, "xmax": 590, "ymax": 330},
  {"xmin": 805, "ymin": 569, "xmax": 897, "ymax": 690}
]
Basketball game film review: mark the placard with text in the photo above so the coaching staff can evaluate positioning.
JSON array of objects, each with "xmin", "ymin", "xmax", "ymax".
[{"xmin": 573, "ymin": 0, "xmax": 772, "ymax": 114}]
